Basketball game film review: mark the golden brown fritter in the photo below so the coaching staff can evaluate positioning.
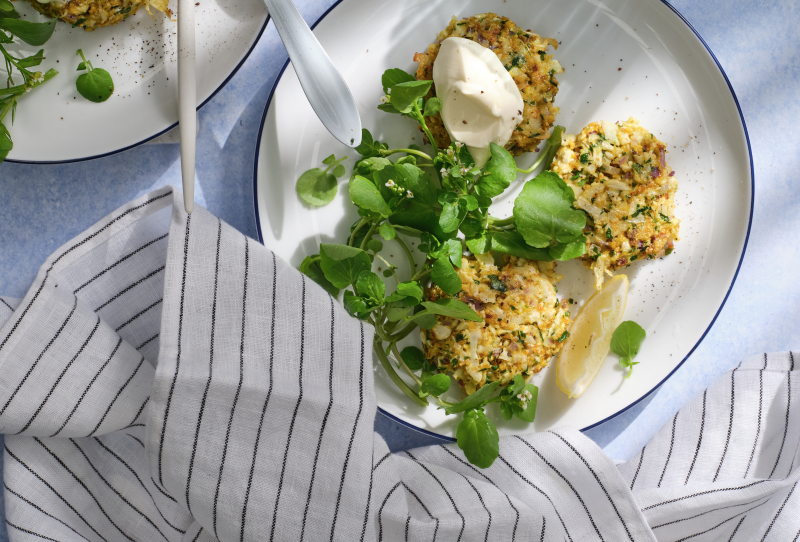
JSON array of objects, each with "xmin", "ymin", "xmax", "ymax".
[
  {"xmin": 422, "ymin": 255, "xmax": 571, "ymax": 395},
  {"xmin": 550, "ymin": 118, "xmax": 680, "ymax": 289}
]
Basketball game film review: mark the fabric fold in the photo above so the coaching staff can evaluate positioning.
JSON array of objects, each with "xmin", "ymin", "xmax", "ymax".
[{"xmin": 1, "ymin": 187, "xmax": 798, "ymax": 542}]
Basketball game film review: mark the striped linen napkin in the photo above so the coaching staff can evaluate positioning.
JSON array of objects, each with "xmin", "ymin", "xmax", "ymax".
[{"xmin": 0, "ymin": 186, "xmax": 797, "ymax": 541}]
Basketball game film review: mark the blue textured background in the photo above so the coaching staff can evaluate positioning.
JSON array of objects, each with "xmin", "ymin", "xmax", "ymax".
[{"xmin": 1, "ymin": 0, "xmax": 799, "ymax": 538}]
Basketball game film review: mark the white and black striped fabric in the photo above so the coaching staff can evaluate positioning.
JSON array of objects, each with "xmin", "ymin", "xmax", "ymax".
[{"xmin": 1, "ymin": 186, "xmax": 798, "ymax": 541}]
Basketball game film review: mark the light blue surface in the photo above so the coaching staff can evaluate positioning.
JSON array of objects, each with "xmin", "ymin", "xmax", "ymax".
[{"xmin": 1, "ymin": 0, "xmax": 798, "ymax": 538}]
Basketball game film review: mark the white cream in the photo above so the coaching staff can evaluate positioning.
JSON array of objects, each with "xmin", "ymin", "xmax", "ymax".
[{"xmin": 432, "ymin": 37, "xmax": 524, "ymax": 167}]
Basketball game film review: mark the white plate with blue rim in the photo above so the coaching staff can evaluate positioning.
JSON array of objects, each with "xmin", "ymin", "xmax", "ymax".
[
  {"xmin": 4, "ymin": 0, "xmax": 267, "ymax": 163},
  {"xmin": 253, "ymin": 0, "xmax": 752, "ymax": 439}
]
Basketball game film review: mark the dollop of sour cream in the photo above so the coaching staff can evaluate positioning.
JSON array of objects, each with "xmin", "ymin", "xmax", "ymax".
[{"xmin": 433, "ymin": 37, "xmax": 524, "ymax": 167}]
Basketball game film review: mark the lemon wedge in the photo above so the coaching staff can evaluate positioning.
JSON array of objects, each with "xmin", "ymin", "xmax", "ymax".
[{"xmin": 556, "ymin": 274, "xmax": 628, "ymax": 398}]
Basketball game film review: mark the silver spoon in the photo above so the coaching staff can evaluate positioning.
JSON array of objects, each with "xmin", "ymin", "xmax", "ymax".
[{"xmin": 263, "ymin": 0, "xmax": 362, "ymax": 148}]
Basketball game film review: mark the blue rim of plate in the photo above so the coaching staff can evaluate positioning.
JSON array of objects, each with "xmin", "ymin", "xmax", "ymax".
[
  {"xmin": 252, "ymin": 0, "xmax": 754, "ymax": 443},
  {"xmin": 4, "ymin": 14, "xmax": 271, "ymax": 165}
]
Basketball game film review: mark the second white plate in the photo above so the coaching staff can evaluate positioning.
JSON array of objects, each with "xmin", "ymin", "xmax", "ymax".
[
  {"xmin": 254, "ymin": 0, "xmax": 752, "ymax": 438},
  {"xmin": 5, "ymin": 0, "xmax": 267, "ymax": 163}
]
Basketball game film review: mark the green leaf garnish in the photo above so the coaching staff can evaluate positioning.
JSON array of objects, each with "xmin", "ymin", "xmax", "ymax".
[
  {"xmin": 431, "ymin": 257, "xmax": 462, "ymax": 295},
  {"xmin": 349, "ymin": 175, "xmax": 391, "ymax": 217},
  {"xmin": 75, "ymin": 49, "xmax": 114, "ymax": 103},
  {"xmin": 420, "ymin": 373, "xmax": 450, "ymax": 397},
  {"xmin": 0, "ymin": 17, "xmax": 56, "ymax": 46},
  {"xmin": 513, "ymin": 170, "xmax": 586, "ymax": 250},
  {"xmin": 421, "ymin": 298, "xmax": 482, "ymax": 323},
  {"xmin": 299, "ymin": 255, "xmax": 339, "ymax": 297},
  {"xmin": 319, "ymin": 244, "xmax": 372, "ymax": 289},
  {"xmin": 610, "ymin": 320, "xmax": 646, "ymax": 379},
  {"xmin": 456, "ymin": 409, "xmax": 500, "ymax": 468}
]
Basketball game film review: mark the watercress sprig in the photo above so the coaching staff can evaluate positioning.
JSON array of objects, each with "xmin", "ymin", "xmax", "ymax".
[
  {"xmin": 76, "ymin": 49, "xmax": 114, "ymax": 103},
  {"xmin": 0, "ymin": 0, "xmax": 58, "ymax": 162},
  {"xmin": 295, "ymin": 67, "xmax": 579, "ymax": 468}
]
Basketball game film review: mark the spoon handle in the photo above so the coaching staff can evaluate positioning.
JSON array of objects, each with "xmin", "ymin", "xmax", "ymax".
[
  {"xmin": 262, "ymin": 0, "xmax": 361, "ymax": 147},
  {"xmin": 178, "ymin": 0, "xmax": 196, "ymax": 214}
]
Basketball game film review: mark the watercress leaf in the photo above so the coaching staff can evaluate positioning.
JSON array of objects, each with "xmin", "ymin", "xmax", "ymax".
[
  {"xmin": 540, "ymin": 125, "xmax": 565, "ymax": 168},
  {"xmin": 610, "ymin": 321, "xmax": 646, "ymax": 378},
  {"xmin": 504, "ymin": 374, "xmax": 526, "ymax": 397},
  {"xmin": 513, "ymin": 384, "xmax": 538, "ymax": 423},
  {"xmin": 443, "ymin": 380, "xmax": 500, "ymax": 415},
  {"xmin": 464, "ymin": 195, "xmax": 479, "ymax": 211},
  {"xmin": 386, "ymin": 281, "xmax": 424, "ymax": 305},
  {"xmin": 377, "ymin": 103, "xmax": 401, "ymax": 114},
  {"xmin": 381, "ymin": 67, "xmax": 415, "ymax": 94},
  {"xmin": 396, "ymin": 155, "xmax": 416, "ymax": 166},
  {"xmin": 438, "ymin": 192, "xmax": 458, "ymax": 205},
  {"xmin": 297, "ymin": 168, "xmax": 338, "ymax": 206},
  {"xmin": 431, "ymin": 258, "xmax": 462, "ymax": 295},
  {"xmin": 453, "ymin": 216, "xmax": 479, "ymax": 239},
  {"xmin": 76, "ymin": 66, "xmax": 114, "ymax": 103},
  {"xmin": 410, "ymin": 311, "xmax": 437, "ymax": 329},
  {"xmin": 357, "ymin": 156, "xmax": 392, "ymax": 177},
  {"xmin": 299, "ymin": 255, "xmax": 340, "ymax": 297},
  {"xmin": 355, "ymin": 270, "xmax": 385, "ymax": 303},
  {"xmin": 319, "ymin": 244, "xmax": 372, "ymax": 288},
  {"xmin": 549, "ymin": 236, "xmax": 587, "ymax": 261},
  {"xmin": 17, "ymin": 49, "xmax": 44, "ymax": 68},
  {"xmin": 0, "ymin": 0, "xmax": 14, "ymax": 12},
  {"xmin": 476, "ymin": 142, "xmax": 517, "ymax": 198},
  {"xmin": 391, "ymin": 201, "xmax": 452, "ymax": 241},
  {"xmin": 322, "ymin": 153, "xmax": 336, "ymax": 165},
  {"xmin": 490, "ymin": 230, "xmax": 553, "ymax": 261},
  {"xmin": 367, "ymin": 238, "xmax": 383, "ymax": 253},
  {"xmin": 0, "ymin": 123, "xmax": 13, "ymax": 162},
  {"xmin": 475, "ymin": 195, "xmax": 493, "ymax": 209},
  {"xmin": 499, "ymin": 402, "xmax": 513, "ymax": 421},
  {"xmin": 343, "ymin": 290, "xmax": 369, "ymax": 319},
  {"xmin": 466, "ymin": 234, "xmax": 492, "ymax": 255},
  {"xmin": 513, "ymin": 171, "xmax": 586, "ymax": 248},
  {"xmin": 421, "ymin": 374, "xmax": 450, "ymax": 397},
  {"xmin": 390, "ymin": 80, "xmax": 432, "ymax": 113},
  {"xmin": 448, "ymin": 245, "xmax": 463, "ymax": 268},
  {"xmin": 421, "ymin": 96, "xmax": 441, "ymax": 117},
  {"xmin": 395, "ymin": 163, "xmax": 437, "ymax": 205},
  {"xmin": 457, "ymin": 144, "xmax": 475, "ymax": 169},
  {"xmin": 350, "ymin": 175, "xmax": 390, "ymax": 217},
  {"xmin": 355, "ymin": 128, "xmax": 376, "ymax": 156},
  {"xmin": 386, "ymin": 306, "xmax": 410, "ymax": 321},
  {"xmin": 400, "ymin": 346, "xmax": 426, "ymax": 371},
  {"xmin": 0, "ymin": 17, "xmax": 56, "ymax": 46},
  {"xmin": 379, "ymin": 222, "xmax": 396, "ymax": 240},
  {"xmin": 457, "ymin": 409, "xmax": 499, "ymax": 468},
  {"xmin": 331, "ymin": 164, "xmax": 346, "ymax": 178},
  {"xmin": 439, "ymin": 202, "xmax": 461, "ymax": 233},
  {"xmin": 421, "ymin": 298, "xmax": 482, "ymax": 323},
  {"xmin": 76, "ymin": 61, "xmax": 86, "ymax": 71}
]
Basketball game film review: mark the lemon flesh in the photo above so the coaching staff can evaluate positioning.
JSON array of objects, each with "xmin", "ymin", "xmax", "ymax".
[{"xmin": 556, "ymin": 274, "xmax": 628, "ymax": 398}]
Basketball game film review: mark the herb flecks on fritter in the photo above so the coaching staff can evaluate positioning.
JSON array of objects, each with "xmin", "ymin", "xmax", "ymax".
[
  {"xmin": 413, "ymin": 13, "xmax": 563, "ymax": 155},
  {"xmin": 550, "ymin": 118, "xmax": 680, "ymax": 289},
  {"xmin": 422, "ymin": 255, "xmax": 571, "ymax": 395}
]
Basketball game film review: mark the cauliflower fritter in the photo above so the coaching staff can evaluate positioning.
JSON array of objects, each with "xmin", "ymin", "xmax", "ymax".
[
  {"xmin": 27, "ymin": 0, "xmax": 170, "ymax": 31},
  {"xmin": 413, "ymin": 13, "xmax": 563, "ymax": 156},
  {"xmin": 422, "ymin": 255, "xmax": 571, "ymax": 395},
  {"xmin": 550, "ymin": 118, "xmax": 680, "ymax": 289}
]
